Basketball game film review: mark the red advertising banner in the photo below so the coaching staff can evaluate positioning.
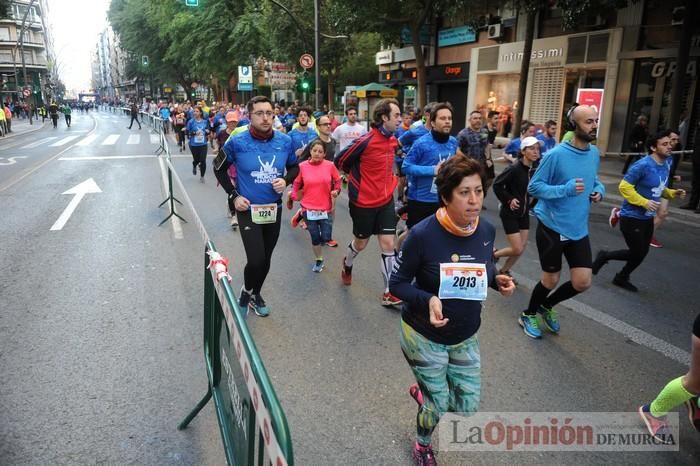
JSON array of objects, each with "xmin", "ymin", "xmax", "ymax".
[{"xmin": 576, "ymin": 88, "xmax": 604, "ymax": 124}]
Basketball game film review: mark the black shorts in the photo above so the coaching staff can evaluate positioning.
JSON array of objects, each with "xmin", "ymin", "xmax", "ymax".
[
  {"xmin": 349, "ymin": 199, "xmax": 397, "ymax": 239},
  {"xmin": 535, "ymin": 221, "xmax": 592, "ymax": 273},
  {"xmin": 407, "ymin": 200, "xmax": 439, "ymax": 229},
  {"xmin": 499, "ymin": 210, "xmax": 530, "ymax": 235}
]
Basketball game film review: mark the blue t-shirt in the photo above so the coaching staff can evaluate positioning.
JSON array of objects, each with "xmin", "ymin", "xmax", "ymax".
[
  {"xmin": 288, "ymin": 128, "xmax": 319, "ymax": 153},
  {"xmin": 159, "ymin": 108, "xmax": 171, "ymax": 120},
  {"xmin": 620, "ymin": 155, "xmax": 672, "ymax": 220},
  {"xmin": 186, "ymin": 118, "xmax": 209, "ymax": 146},
  {"xmin": 527, "ymin": 142, "xmax": 606, "ymax": 240},
  {"xmin": 399, "ymin": 125, "xmax": 429, "ymax": 153},
  {"xmin": 504, "ymin": 137, "xmax": 521, "ymax": 157},
  {"xmin": 536, "ymin": 134, "xmax": 556, "ymax": 154},
  {"xmin": 223, "ymin": 130, "xmax": 297, "ymax": 205},
  {"xmin": 402, "ymin": 132, "xmax": 457, "ymax": 203}
]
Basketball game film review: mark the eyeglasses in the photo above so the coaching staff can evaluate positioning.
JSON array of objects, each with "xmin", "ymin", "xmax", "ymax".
[
  {"xmin": 252, "ymin": 111, "xmax": 274, "ymax": 118},
  {"xmin": 318, "ymin": 123, "xmax": 331, "ymax": 126}
]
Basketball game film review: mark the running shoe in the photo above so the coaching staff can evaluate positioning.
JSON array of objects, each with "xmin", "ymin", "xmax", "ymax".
[
  {"xmin": 239, "ymin": 287, "xmax": 252, "ymax": 309},
  {"xmin": 592, "ymin": 250, "xmax": 608, "ymax": 275},
  {"xmin": 312, "ymin": 259, "xmax": 324, "ymax": 273},
  {"xmin": 290, "ymin": 209, "xmax": 303, "ymax": 228},
  {"xmin": 326, "ymin": 239, "xmax": 338, "ymax": 247},
  {"xmin": 539, "ymin": 305, "xmax": 560, "ymax": 334},
  {"xmin": 249, "ymin": 294, "xmax": 270, "ymax": 317},
  {"xmin": 230, "ymin": 216, "xmax": 238, "ymax": 229},
  {"xmin": 638, "ymin": 404, "xmax": 674, "ymax": 444},
  {"xmin": 412, "ymin": 442, "xmax": 437, "ymax": 466},
  {"xmin": 382, "ymin": 292, "xmax": 402, "ymax": 307},
  {"xmin": 341, "ymin": 259, "xmax": 352, "ymax": 286},
  {"xmin": 192, "ymin": 166, "xmax": 197, "ymax": 175},
  {"xmin": 684, "ymin": 397, "xmax": 700, "ymax": 432},
  {"xmin": 649, "ymin": 237, "xmax": 663, "ymax": 248},
  {"xmin": 608, "ymin": 207, "xmax": 620, "ymax": 228},
  {"xmin": 518, "ymin": 312, "xmax": 542, "ymax": 339},
  {"xmin": 409, "ymin": 383, "xmax": 424, "ymax": 407},
  {"xmin": 613, "ymin": 273, "xmax": 639, "ymax": 292},
  {"xmin": 200, "ymin": 176, "xmax": 205, "ymax": 183}
]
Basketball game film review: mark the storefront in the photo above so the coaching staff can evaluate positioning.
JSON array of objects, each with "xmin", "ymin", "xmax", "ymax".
[
  {"xmin": 466, "ymin": 29, "xmax": 623, "ymax": 152},
  {"xmin": 425, "ymin": 63, "xmax": 469, "ymax": 135},
  {"xmin": 378, "ymin": 67, "xmax": 417, "ymax": 111}
]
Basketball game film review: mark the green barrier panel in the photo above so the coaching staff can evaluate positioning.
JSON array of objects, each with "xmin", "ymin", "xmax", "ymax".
[{"xmin": 179, "ymin": 242, "xmax": 294, "ymax": 466}]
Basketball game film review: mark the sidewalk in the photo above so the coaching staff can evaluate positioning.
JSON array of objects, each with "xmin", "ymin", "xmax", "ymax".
[{"xmin": 0, "ymin": 117, "xmax": 47, "ymax": 141}]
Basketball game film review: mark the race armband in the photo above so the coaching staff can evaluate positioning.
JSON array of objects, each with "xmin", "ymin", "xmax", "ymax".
[{"xmin": 214, "ymin": 149, "xmax": 228, "ymax": 170}]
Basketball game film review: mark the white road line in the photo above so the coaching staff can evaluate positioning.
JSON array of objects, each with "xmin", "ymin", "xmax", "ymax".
[
  {"xmin": 149, "ymin": 134, "xmax": 159, "ymax": 144},
  {"xmin": 49, "ymin": 135, "xmax": 81, "ymax": 147},
  {"xmin": 157, "ymin": 155, "xmax": 183, "ymax": 239},
  {"xmin": 59, "ymin": 155, "xmax": 154, "ymax": 160},
  {"xmin": 126, "ymin": 134, "xmax": 140, "ymax": 145},
  {"xmin": 511, "ymin": 271, "xmax": 691, "ymax": 366},
  {"xmin": 75, "ymin": 134, "xmax": 98, "ymax": 146},
  {"xmin": 22, "ymin": 137, "xmax": 57, "ymax": 149},
  {"xmin": 101, "ymin": 134, "xmax": 120, "ymax": 145}
]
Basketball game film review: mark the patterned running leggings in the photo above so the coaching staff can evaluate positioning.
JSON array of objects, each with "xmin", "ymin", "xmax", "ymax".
[{"xmin": 400, "ymin": 320, "xmax": 481, "ymax": 445}]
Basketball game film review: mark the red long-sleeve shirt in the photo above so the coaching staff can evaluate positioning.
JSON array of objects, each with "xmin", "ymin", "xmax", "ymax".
[{"xmin": 291, "ymin": 160, "xmax": 341, "ymax": 212}]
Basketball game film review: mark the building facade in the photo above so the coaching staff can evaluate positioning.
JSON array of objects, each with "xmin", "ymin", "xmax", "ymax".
[{"xmin": 0, "ymin": 0, "xmax": 55, "ymax": 105}]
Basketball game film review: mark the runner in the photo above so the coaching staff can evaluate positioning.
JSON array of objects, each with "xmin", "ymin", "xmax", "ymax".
[
  {"xmin": 186, "ymin": 106, "xmax": 210, "ymax": 183},
  {"xmin": 288, "ymin": 106, "xmax": 318, "ymax": 156},
  {"xmin": 536, "ymin": 120, "xmax": 558, "ymax": 154},
  {"xmin": 399, "ymin": 102, "xmax": 457, "ymax": 248},
  {"xmin": 390, "ymin": 155, "xmax": 515, "ymax": 466},
  {"xmin": 502, "ymin": 120, "xmax": 536, "ymax": 163},
  {"xmin": 492, "ymin": 136, "xmax": 540, "ymax": 277},
  {"xmin": 331, "ymin": 106, "xmax": 367, "ymax": 154},
  {"xmin": 519, "ymin": 104, "xmax": 605, "ymax": 339},
  {"xmin": 61, "ymin": 103, "xmax": 72, "ymax": 127},
  {"xmin": 290, "ymin": 139, "xmax": 341, "ymax": 272},
  {"xmin": 592, "ymin": 130, "xmax": 685, "ymax": 291},
  {"xmin": 173, "ymin": 107, "xmax": 187, "ymax": 152},
  {"xmin": 398, "ymin": 104, "xmax": 433, "ymax": 205},
  {"xmin": 457, "ymin": 110, "xmax": 495, "ymax": 206},
  {"xmin": 217, "ymin": 111, "xmax": 240, "ymax": 229},
  {"xmin": 49, "ymin": 101, "xmax": 59, "ymax": 129},
  {"xmin": 334, "ymin": 98, "xmax": 403, "ymax": 306},
  {"xmin": 214, "ymin": 96, "xmax": 299, "ymax": 317},
  {"xmin": 127, "ymin": 102, "xmax": 141, "ymax": 130},
  {"xmin": 639, "ymin": 312, "xmax": 700, "ymax": 443}
]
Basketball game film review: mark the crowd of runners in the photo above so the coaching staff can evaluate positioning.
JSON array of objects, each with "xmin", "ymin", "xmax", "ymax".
[{"xmin": 130, "ymin": 94, "xmax": 698, "ymax": 465}]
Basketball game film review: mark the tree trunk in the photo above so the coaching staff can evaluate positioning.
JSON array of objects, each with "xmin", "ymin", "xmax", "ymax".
[
  {"xmin": 411, "ymin": 22, "xmax": 426, "ymax": 110},
  {"xmin": 327, "ymin": 69, "xmax": 336, "ymax": 110},
  {"xmin": 514, "ymin": 9, "xmax": 536, "ymax": 137},
  {"xmin": 668, "ymin": 0, "xmax": 696, "ymax": 131}
]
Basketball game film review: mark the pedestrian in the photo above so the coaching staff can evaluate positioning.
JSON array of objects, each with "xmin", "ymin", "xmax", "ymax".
[
  {"xmin": 4, "ymin": 103, "xmax": 12, "ymax": 133},
  {"xmin": 0, "ymin": 103, "xmax": 6, "ymax": 136},
  {"xmin": 457, "ymin": 110, "xmax": 495, "ymax": 205},
  {"xmin": 62, "ymin": 103, "xmax": 72, "ymax": 127},
  {"xmin": 290, "ymin": 139, "xmax": 341, "ymax": 272},
  {"xmin": 214, "ymin": 96, "xmax": 299, "ymax": 317},
  {"xmin": 49, "ymin": 101, "xmax": 59, "ymax": 128},
  {"xmin": 492, "ymin": 136, "xmax": 541, "ymax": 277},
  {"xmin": 331, "ymin": 106, "xmax": 367, "ymax": 154},
  {"xmin": 127, "ymin": 102, "xmax": 141, "ymax": 130},
  {"xmin": 638, "ymin": 312, "xmax": 700, "ymax": 443},
  {"xmin": 623, "ymin": 114, "xmax": 648, "ymax": 174},
  {"xmin": 592, "ymin": 130, "xmax": 685, "ymax": 291},
  {"xmin": 186, "ymin": 106, "xmax": 210, "ymax": 183},
  {"xmin": 399, "ymin": 101, "xmax": 457, "ymax": 248},
  {"xmin": 520, "ymin": 105, "xmax": 605, "ymax": 339},
  {"xmin": 334, "ymin": 98, "xmax": 403, "ymax": 307},
  {"xmin": 390, "ymin": 155, "xmax": 515, "ymax": 466},
  {"xmin": 680, "ymin": 121, "xmax": 700, "ymax": 213}
]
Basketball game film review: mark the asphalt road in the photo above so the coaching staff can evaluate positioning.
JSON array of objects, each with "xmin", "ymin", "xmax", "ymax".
[{"xmin": 1, "ymin": 111, "xmax": 699, "ymax": 465}]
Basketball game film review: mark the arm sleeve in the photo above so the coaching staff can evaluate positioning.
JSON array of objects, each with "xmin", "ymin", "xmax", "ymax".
[
  {"xmin": 492, "ymin": 166, "xmax": 514, "ymax": 204},
  {"xmin": 214, "ymin": 157, "xmax": 236, "ymax": 196},
  {"xmin": 527, "ymin": 155, "xmax": 577, "ymax": 199},
  {"xmin": 401, "ymin": 144, "xmax": 436, "ymax": 177},
  {"xmin": 389, "ymin": 232, "xmax": 433, "ymax": 309},
  {"xmin": 618, "ymin": 180, "xmax": 649, "ymax": 207},
  {"xmin": 593, "ymin": 177, "xmax": 606, "ymax": 198},
  {"xmin": 335, "ymin": 133, "xmax": 370, "ymax": 173},
  {"xmin": 662, "ymin": 187, "xmax": 677, "ymax": 200}
]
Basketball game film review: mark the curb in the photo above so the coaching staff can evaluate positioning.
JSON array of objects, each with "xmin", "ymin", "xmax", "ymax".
[{"xmin": 0, "ymin": 120, "xmax": 48, "ymax": 141}]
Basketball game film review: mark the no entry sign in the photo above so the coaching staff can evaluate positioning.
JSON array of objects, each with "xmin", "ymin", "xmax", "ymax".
[{"xmin": 299, "ymin": 53, "xmax": 314, "ymax": 70}]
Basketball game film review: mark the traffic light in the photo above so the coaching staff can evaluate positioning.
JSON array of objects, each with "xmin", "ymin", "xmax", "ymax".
[
  {"xmin": 142, "ymin": 55, "xmax": 149, "ymax": 66},
  {"xmin": 300, "ymin": 71, "xmax": 310, "ymax": 92},
  {"xmin": 185, "ymin": 0, "xmax": 199, "ymax": 6}
]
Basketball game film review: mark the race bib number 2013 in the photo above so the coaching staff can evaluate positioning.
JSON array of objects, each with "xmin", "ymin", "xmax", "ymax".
[{"xmin": 438, "ymin": 262, "xmax": 487, "ymax": 301}]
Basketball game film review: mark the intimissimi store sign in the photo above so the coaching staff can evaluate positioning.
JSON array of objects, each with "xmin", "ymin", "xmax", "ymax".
[{"xmin": 496, "ymin": 36, "xmax": 568, "ymax": 72}]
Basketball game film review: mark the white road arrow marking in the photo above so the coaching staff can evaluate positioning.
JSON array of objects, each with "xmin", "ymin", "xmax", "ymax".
[
  {"xmin": 50, "ymin": 178, "xmax": 102, "ymax": 231},
  {"xmin": 0, "ymin": 156, "xmax": 28, "ymax": 165}
]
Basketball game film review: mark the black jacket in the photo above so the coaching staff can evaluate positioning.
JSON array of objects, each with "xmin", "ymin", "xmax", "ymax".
[{"xmin": 492, "ymin": 160, "xmax": 535, "ymax": 217}]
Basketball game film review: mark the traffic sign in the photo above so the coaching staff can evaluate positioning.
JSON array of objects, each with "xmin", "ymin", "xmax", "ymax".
[
  {"xmin": 22, "ymin": 88, "xmax": 30, "ymax": 97},
  {"xmin": 299, "ymin": 53, "xmax": 314, "ymax": 70}
]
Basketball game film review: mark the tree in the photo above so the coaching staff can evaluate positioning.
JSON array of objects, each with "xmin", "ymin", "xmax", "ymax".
[{"xmin": 0, "ymin": 0, "xmax": 11, "ymax": 19}]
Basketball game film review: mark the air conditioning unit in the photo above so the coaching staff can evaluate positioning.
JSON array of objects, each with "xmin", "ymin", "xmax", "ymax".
[{"xmin": 487, "ymin": 23, "xmax": 503, "ymax": 40}]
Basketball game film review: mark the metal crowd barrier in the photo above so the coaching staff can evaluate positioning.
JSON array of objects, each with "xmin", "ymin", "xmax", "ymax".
[
  {"xmin": 605, "ymin": 150, "xmax": 693, "ymax": 162},
  {"xmin": 150, "ymin": 118, "xmax": 294, "ymax": 465}
]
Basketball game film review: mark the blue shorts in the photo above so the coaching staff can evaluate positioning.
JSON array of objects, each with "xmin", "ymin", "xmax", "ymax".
[{"xmin": 304, "ymin": 212, "xmax": 332, "ymax": 246}]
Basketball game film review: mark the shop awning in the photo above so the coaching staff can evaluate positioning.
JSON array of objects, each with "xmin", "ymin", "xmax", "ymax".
[{"xmin": 355, "ymin": 82, "xmax": 399, "ymax": 98}]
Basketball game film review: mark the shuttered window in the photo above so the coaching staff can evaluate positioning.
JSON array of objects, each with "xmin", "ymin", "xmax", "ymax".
[
  {"xmin": 529, "ymin": 67, "xmax": 564, "ymax": 125},
  {"xmin": 478, "ymin": 46, "xmax": 499, "ymax": 71}
]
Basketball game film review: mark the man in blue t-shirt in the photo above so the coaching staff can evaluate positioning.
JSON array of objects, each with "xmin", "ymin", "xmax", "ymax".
[
  {"xmin": 504, "ymin": 121, "xmax": 536, "ymax": 163},
  {"xmin": 536, "ymin": 120, "xmax": 558, "ymax": 154},
  {"xmin": 591, "ymin": 129, "xmax": 686, "ymax": 291}
]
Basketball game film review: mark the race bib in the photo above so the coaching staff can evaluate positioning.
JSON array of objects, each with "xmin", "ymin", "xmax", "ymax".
[
  {"xmin": 194, "ymin": 132, "xmax": 205, "ymax": 144},
  {"xmin": 251, "ymin": 203, "xmax": 277, "ymax": 224},
  {"xmin": 306, "ymin": 210, "xmax": 328, "ymax": 221},
  {"xmin": 438, "ymin": 262, "xmax": 487, "ymax": 301},
  {"xmin": 430, "ymin": 177, "xmax": 438, "ymax": 194}
]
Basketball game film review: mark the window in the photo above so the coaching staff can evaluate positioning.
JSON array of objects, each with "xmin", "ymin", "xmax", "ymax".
[
  {"xmin": 586, "ymin": 33, "xmax": 609, "ymax": 62},
  {"xmin": 0, "ymin": 27, "xmax": 9, "ymax": 41},
  {"xmin": 566, "ymin": 36, "xmax": 587, "ymax": 64},
  {"xmin": 0, "ymin": 51, "xmax": 13, "ymax": 63},
  {"xmin": 23, "ymin": 50, "xmax": 32, "ymax": 64},
  {"xmin": 21, "ymin": 30, "xmax": 31, "ymax": 43}
]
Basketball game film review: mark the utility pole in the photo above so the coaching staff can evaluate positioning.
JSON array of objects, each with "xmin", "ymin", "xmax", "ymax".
[{"xmin": 314, "ymin": 0, "xmax": 320, "ymax": 110}]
